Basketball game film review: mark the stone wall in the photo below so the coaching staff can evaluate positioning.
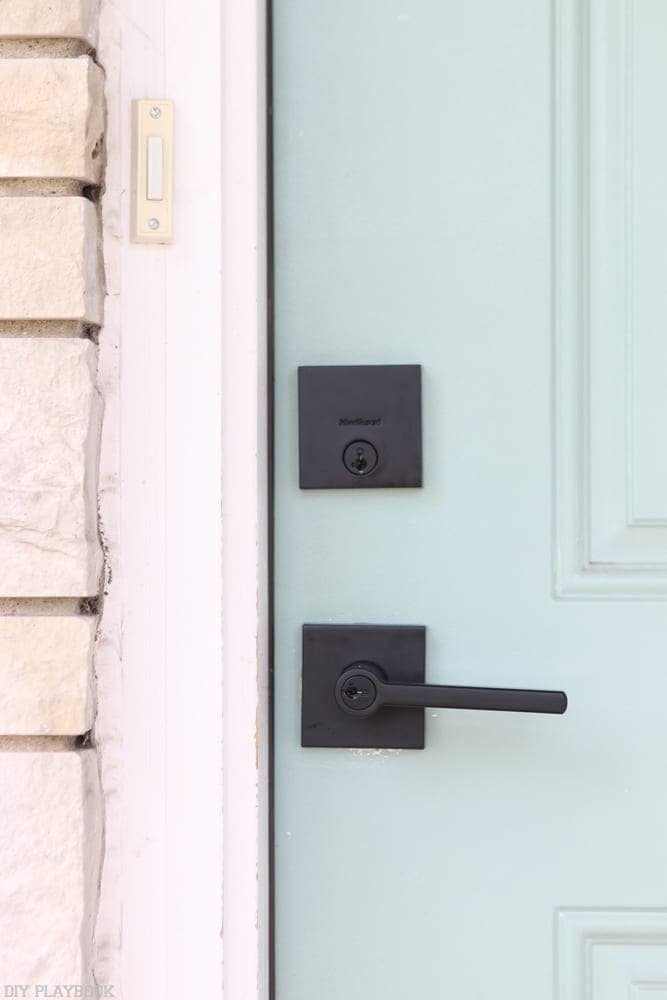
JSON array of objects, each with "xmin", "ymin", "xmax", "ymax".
[{"xmin": 0, "ymin": 1, "xmax": 106, "ymax": 989}]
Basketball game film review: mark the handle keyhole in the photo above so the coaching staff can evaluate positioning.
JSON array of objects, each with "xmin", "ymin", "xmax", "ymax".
[{"xmin": 339, "ymin": 674, "xmax": 378, "ymax": 712}]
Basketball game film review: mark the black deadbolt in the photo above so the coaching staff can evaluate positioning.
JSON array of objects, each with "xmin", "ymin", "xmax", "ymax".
[{"xmin": 298, "ymin": 365, "xmax": 422, "ymax": 489}]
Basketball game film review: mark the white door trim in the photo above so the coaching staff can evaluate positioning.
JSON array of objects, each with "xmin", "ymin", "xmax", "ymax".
[
  {"xmin": 220, "ymin": 2, "xmax": 270, "ymax": 997},
  {"xmin": 102, "ymin": 1, "xmax": 268, "ymax": 996}
]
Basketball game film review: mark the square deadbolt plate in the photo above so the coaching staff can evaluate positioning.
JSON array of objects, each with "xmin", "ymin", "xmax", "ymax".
[
  {"xmin": 301, "ymin": 625, "xmax": 426, "ymax": 749},
  {"xmin": 298, "ymin": 365, "xmax": 422, "ymax": 488}
]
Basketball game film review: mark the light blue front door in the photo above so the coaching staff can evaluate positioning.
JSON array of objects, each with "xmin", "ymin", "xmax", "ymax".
[{"xmin": 273, "ymin": 2, "xmax": 667, "ymax": 996}]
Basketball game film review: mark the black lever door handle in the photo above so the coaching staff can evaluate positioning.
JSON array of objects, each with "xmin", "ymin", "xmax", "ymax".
[{"xmin": 335, "ymin": 662, "xmax": 568, "ymax": 718}]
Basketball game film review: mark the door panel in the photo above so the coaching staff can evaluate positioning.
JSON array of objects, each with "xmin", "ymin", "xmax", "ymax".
[
  {"xmin": 556, "ymin": 0, "xmax": 667, "ymax": 593},
  {"xmin": 273, "ymin": 2, "xmax": 667, "ymax": 997}
]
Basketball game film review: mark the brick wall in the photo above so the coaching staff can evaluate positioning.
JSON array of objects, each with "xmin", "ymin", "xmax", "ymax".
[{"xmin": 0, "ymin": 1, "xmax": 106, "ymax": 988}]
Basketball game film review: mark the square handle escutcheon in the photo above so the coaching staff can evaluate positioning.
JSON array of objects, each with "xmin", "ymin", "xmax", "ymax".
[{"xmin": 301, "ymin": 624, "xmax": 426, "ymax": 748}]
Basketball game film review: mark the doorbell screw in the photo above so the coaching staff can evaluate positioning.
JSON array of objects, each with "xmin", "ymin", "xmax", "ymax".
[
  {"xmin": 149, "ymin": 106, "xmax": 162, "ymax": 119},
  {"xmin": 343, "ymin": 440, "xmax": 378, "ymax": 477},
  {"xmin": 148, "ymin": 218, "xmax": 160, "ymax": 231}
]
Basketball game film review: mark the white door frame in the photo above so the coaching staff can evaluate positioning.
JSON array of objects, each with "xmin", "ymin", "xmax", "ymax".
[{"xmin": 102, "ymin": 1, "xmax": 269, "ymax": 996}]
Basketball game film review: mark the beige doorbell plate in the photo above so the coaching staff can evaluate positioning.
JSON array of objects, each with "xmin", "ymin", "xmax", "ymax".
[{"xmin": 131, "ymin": 99, "xmax": 174, "ymax": 244}]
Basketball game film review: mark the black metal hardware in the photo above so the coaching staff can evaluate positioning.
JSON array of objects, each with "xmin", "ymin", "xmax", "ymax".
[
  {"xmin": 301, "ymin": 625, "xmax": 568, "ymax": 749},
  {"xmin": 298, "ymin": 365, "xmax": 422, "ymax": 489},
  {"xmin": 335, "ymin": 662, "xmax": 567, "ymax": 718},
  {"xmin": 302, "ymin": 625, "xmax": 426, "ymax": 748}
]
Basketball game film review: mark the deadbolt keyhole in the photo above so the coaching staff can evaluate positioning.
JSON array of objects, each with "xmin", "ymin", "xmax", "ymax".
[
  {"xmin": 343, "ymin": 440, "xmax": 379, "ymax": 477},
  {"xmin": 353, "ymin": 449, "xmax": 367, "ymax": 472}
]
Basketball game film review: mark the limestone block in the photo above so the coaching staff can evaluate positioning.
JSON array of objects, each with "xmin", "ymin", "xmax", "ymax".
[
  {"xmin": 0, "ymin": 751, "xmax": 103, "ymax": 983},
  {"xmin": 0, "ymin": 339, "xmax": 103, "ymax": 596},
  {"xmin": 0, "ymin": 1, "xmax": 98, "ymax": 44},
  {"xmin": 0, "ymin": 58, "xmax": 105, "ymax": 182},
  {"xmin": 0, "ymin": 617, "xmax": 95, "ymax": 734},
  {"xmin": 0, "ymin": 197, "xmax": 103, "ymax": 322}
]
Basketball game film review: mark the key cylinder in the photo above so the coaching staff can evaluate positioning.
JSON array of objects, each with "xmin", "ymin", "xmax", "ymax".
[{"xmin": 343, "ymin": 440, "xmax": 378, "ymax": 477}]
